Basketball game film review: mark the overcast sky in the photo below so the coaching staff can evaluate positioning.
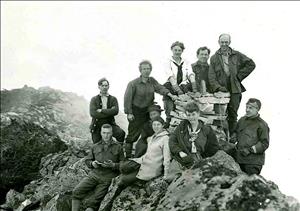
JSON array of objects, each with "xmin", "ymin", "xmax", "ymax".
[{"xmin": 2, "ymin": 1, "xmax": 300, "ymax": 201}]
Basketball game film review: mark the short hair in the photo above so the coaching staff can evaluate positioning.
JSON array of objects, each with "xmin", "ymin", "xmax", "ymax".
[
  {"xmin": 98, "ymin": 78, "xmax": 109, "ymax": 86},
  {"xmin": 247, "ymin": 98, "xmax": 262, "ymax": 110},
  {"xmin": 171, "ymin": 41, "xmax": 185, "ymax": 51},
  {"xmin": 185, "ymin": 101, "xmax": 200, "ymax": 113},
  {"xmin": 196, "ymin": 46, "xmax": 211, "ymax": 56},
  {"xmin": 101, "ymin": 124, "xmax": 112, "ymax": 130},
  {"xmin": 139, "ymin": 60, "xmax": 152, "ymax": 71},
  {"xmin": 219, "ymin": 33, "xmax": 231, "ymax": 42}
]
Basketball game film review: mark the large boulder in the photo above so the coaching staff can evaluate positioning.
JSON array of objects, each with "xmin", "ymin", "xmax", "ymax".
[
  {"xmin": 157, "ymin": 151, "xmax": 299, "ymax": 211},
  {"xmin": 98, "ymin": 151, "xmax": 299, "ymax": 211}
]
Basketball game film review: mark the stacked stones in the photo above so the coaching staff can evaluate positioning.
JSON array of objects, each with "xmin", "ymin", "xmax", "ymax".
[{"xmin": 169, "ymin": 91, "xmax": 231, "ymax": 141}]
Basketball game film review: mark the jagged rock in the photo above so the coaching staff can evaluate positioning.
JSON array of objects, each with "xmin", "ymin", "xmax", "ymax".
[
  {"xmin": 104, "ymin": 177, "xmax": 168, "ymax": 211},
  {"xmin": 2, "ymin": 190, "xmax": 25, "ymax": 210},
  {"xmin": 0, "ymin": 118, "xmax": 68, "ymax": 204},
  {"xmin": 157, "ymin": 151, "xmax": 299, "ymax": 211}
]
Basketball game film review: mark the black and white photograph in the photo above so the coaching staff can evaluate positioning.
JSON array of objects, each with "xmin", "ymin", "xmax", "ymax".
[{"xmin": 1, "ymin": 1, "xmax": 300, "ymax": 210}]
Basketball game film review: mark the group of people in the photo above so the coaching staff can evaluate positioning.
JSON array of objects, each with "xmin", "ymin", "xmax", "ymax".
[{"xmin": 71, "ymin": 34, "xmax": 270, "ymax": 211}]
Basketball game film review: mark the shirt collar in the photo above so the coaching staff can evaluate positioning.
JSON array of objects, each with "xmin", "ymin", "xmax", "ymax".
[
  {"xmin": 138, "ymin": 76, "xmax": 150, "ymax": 83},
  {"xmin": 170, "ymin": 57, "xmax": 184, "ymax": 65},
  {"xmin": 99, "ymin": 138, "xmax": 114, "ymax": 146},
  {"xmin": 195, "ymin": 60, "xmax": 209, "ymax": 66},
  {"xmin": 99, "ymin": 93, "xmax": 109, "ymax": 97},
  {"xmin": 245, "ymin": 114, "xmax": 260, "ymax": 120},
  {"xmin": 217, "ymin": 47, "xmax": 233, "ymax": 56}
]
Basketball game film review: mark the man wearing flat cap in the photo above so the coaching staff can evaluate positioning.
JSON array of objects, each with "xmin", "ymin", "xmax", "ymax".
[
  {"xmin": 134, "ymin": 104, "xmax": 164, "ymax": 158},
  {"xmin": 231, "ymin": 98, "xmax": 270, "ymax": 175}
]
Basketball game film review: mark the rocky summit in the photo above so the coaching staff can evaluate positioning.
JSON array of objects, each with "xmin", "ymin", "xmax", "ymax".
[
  {"xmin": 0, "ymin": 86, "xmax": 91, "ymax": 205},
  {"xmin": 1, "ymin": 86, "xmax": 299, "ymax": 211}
]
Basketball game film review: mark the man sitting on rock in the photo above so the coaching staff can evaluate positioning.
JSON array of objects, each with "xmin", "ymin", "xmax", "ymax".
[
  {"xmin": 134, "ymin": 104, "xmax": 164, "ymax": 158},
  {"xmin": 231, "ymin": 98, "xmax": 270, "ymax": 175},
  {"xmin": 72, "ymin": 124, "xmax": 125, "ymax": 211},
  {"xmin": 89, "ymin": 78, "xmax": 125, "ymax": 144}
]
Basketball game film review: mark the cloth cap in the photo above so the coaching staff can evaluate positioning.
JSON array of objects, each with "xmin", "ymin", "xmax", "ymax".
[{"xmin": 148, "ymin": 104, "xmax": 164, "ymax": 113}]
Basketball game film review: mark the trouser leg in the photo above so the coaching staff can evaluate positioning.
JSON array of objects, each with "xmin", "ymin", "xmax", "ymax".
[
  {"xmin": 120, "ymin": 161, "xmax": 141, "ymax": 187},
  {"xmin": 112, "ymin": 125, "xmax": 126, "ymax": 143},
  {"xmin": 239, "ymin": 164, "xmax": 262, "ymax": 175},
  {"xmin": 91, "ymin": 127, "xmax": 101, "ymax": 144},
  {"xmin": 125, "ymin": 111, "xmax": 148, "ymax": 158},
  {"xmin": 85, "ymin": 180, "xmax": 111, "ymax": 210},
  {"xmin": 227, "ymin": 93, "xmax": 242, "ymax": 135},
  {"xmin": 72, "ymin": 176, "xmax": 98, "ymax": 210},
  {"xmin": 163, "ymin": 97, "xmax": 175, "ymax": 128}
]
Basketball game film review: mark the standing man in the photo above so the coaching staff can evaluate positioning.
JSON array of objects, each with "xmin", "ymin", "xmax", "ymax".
[
  {"xmin": 124, "ymin": 60, "xmax": 177, "ymax": 158},
  {"xmin": 232, "ymin": 98, "xmax": 270, "ymax": 175},
  {"xmin": 208, "ymin": 34, "xmax": 256, "ymax": 135},
  {"xmin": 89, "ymin": 78, "xmax": 125, "ymax": 143},
  {"xmin": 72, "ymin": 124, "xmax": 125, "ymax": 211},
  {"xmin": 192, "ymin": 46, "xmax": 213, "ymax": 94},
  {"xmin": 163, "ymin": 41, "xmax": 196, "ymax": 128}
]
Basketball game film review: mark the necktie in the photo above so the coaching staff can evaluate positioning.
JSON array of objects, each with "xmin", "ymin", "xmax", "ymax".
[{"xmin": 172, "ymin": 61, "xmax": 183, "ymax": 85}]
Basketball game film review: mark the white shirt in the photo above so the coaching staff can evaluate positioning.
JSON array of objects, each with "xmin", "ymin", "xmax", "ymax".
[
  {"xmin": 164, "ymin": 57, "xmax": 194, "ymax": 85},
  {"xmin": 99, "ymin": 93, "xmax": 109, "ymax": 109}
]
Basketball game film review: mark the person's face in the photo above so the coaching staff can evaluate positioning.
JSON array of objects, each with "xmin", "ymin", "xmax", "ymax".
[
  {"xmin": 218, "ymin": 35, "xmax": 231, "ymax": 51},
  {"xmin": 245, "ymin": 103, "xmax": 259, "ymax": 118},
  {"xmin": 186, "ymin": 111, "xmax": 200, "ymax": 124},
  {"xmin": 197, "ymin": 49, "xmax": 209, "ymax": 63},
  {"xmin": 152, "ymin": 121, "xmax": 164, "ymax": 133},
  {"xmin": 101, "ymin": 127, "xmax": 113, "ymax": 142},
  {"xmin": 172, "ymin": 45, "xmax": 183, "ymax": 58},
  {"xmin": 149, "ymin": 111, "xmax": 160, "ymax": 120},
  {"xmin": 140, "ymin": 64, "xmax": 152, "ymax": 78},
  {"xmin": 98, "ymin": 81, "xmax": 109, "ymax": 93}
]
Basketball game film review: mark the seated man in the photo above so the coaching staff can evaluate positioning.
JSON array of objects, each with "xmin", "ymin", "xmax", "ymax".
[
  {"xmin": 134, "ymin": 104, "xmax": 164, "ymax": 158},
  {"xmin": 231, "ymin": 98, "xmax": 270, "ymax": 175},
  {"xmin": 72, "ymin": 124, "xmax": 125, "ymax": 211},
  {"xmin": 169, "ymin": 102, "xmax": 219, "ymax": 169},
  {"xmin": 89, "ymin": 78, "xmax": 125, "ymax": 143}
]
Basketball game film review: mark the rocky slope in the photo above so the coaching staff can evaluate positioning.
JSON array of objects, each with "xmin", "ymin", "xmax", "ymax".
[
  {"xmin": 0, "ymin": 86, "xmax": 92, "ymax": 204},
  {"xmin": 1, "ymin": 86, "xmax": 299, "ymax": 211}
]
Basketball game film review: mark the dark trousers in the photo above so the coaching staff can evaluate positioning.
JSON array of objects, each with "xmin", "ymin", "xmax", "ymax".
[
  {"xmin": 125, "ymin": 106, "xmax": 149, "ymax": 157},
  {"xmin": 163, "ymin": 97, "xmax": 175, "ymax": 128},
  {"xmin": 119, "ymin": 160, "xmax": 142, "ymax": 187},
  {"xmin": 92, "ymin": 124, "xmax": 125, "ymax": 144},
  {"xmin": 227, "ymin": 93, "xmax": 242, "ymax": 135},
  {"xmin": 72, "ymin": 175, "xmax": 111, "ymax": 210},
  {"xmin": 239, "ymin": 164, "xmax": 262, "ymax": 175}
]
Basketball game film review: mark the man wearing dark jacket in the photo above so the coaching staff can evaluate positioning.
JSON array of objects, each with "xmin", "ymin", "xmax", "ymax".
[
  {"xmin": 89, "ymin": 78, "xmax": 125, "ymax": 143},
  {"xmin": 208, "ymin": 34, "xmax": 256, "ymax": 135},
  {"xmin": 192, "ymin": 46, "xmax": 213, "ymax": 93},
  {"xmin": 72, "ymin": 124, "xmax": 125, "ymax": 211},
  {"xmin": 231, "ymin": 98, "xmax": 270, "ymax": 175}
]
